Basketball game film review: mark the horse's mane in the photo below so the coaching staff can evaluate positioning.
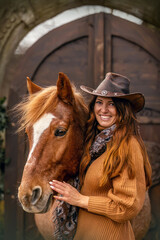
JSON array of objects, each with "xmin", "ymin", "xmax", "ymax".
[{"xmin": 14, "ymin": 85, "xmax": 88, "ymax": 132}]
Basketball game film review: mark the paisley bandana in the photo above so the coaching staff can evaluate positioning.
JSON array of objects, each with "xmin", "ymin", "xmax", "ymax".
[
  {"xmin": 88, "ymin": 124, "xmax": 116, "ymax": 166},
  {"xmin": 53, "ymin": 176, "xmax": 80, "ymax": 240},
  {"xmin": 53, "ymin": 124, "xmax": 116, "ymax": 239}
]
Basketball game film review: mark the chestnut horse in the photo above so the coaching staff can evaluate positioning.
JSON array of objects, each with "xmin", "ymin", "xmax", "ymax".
[
  {"xmin": 17, "ymin": 73, "xmax": 151, "ymax": 240},
  {"xmin": 18, "ymin": 73, "xmax": 88, "ymax": 239}
]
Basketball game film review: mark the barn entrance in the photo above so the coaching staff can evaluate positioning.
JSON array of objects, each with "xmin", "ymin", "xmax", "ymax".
[{"xmin": 5, "ymin": 12, "xmax": 160, "ymax": 240}]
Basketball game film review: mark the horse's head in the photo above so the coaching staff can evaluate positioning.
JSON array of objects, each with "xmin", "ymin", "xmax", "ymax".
[{"xmin": 18, "ymin": 73, "xmax": 88, "ymax": 213}]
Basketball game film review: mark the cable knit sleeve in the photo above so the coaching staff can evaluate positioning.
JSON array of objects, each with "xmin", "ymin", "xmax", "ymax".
[{"xmin": 87, "ymin": 137, "xmax": 146, "ymax": 223}]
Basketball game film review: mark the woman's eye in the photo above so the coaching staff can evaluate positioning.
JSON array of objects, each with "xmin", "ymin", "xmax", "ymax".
[
  {"xmin": 54, "ymin": 128, "xmax": 67, "ymax": 137},
  {"xmin": 95, "ymin": 101, "xmax": 102, "ymax": 104},
  {"xmin": 109, "ymin": 102, "xmax": 115, "ymax": 106}
]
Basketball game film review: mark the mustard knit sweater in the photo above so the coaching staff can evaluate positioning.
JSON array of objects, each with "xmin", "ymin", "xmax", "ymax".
[{"xmin": 74, "ymin": 137, "xmax": 146, "ymax": 240}]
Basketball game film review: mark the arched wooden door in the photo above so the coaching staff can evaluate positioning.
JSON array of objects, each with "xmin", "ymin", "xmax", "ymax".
[{"xmin": 5, "ymin": 13, "xmax": 160, "ymax": 240}]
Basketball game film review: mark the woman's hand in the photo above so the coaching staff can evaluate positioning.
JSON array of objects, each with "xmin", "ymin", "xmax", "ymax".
[{"xmin": 49, "ymin": 180, "xmax": 89, "ymax": 209}]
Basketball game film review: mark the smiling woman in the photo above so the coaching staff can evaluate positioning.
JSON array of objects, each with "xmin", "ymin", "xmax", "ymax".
[
  {"xmin": 49, "ymin": 72, "xmax": 152, "ymax": 240},
  {"xmin": 94, "ymin": 97, "xmax": 117, "ymax": 128}
]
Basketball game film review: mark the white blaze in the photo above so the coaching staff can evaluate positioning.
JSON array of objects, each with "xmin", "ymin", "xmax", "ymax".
[{"xmin": 27, "ymin": 113, "xmax": 56, "ymax": 162}]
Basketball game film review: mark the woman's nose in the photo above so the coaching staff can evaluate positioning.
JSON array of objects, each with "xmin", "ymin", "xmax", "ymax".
[{"xmin": 101, "ymin": 104, "xmax": 109, "ymax": 113}]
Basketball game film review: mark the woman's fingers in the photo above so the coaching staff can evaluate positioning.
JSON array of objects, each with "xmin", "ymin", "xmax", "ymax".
[
  {"xmin": 50, "ymin": 180, "xmax": 65, "ymax": 187},
  {"xmin": 49, "ymin": 180, "xmax": 66, "ymax": 191},
  {"xmin": 49, "ymin": 180, "xmax": 74, "ymax": 191},
  {"xmin": 49, "ymin": 180, "xmax": 78, "ymax": 203},
  {"xmin": 49, "ymin": 180, "xmax": 89, "ymax": 208},
  {"xmin": 49, "ymin": 180, "xmax": 89, "ymax": 209},
  {"xmin": 49, "ymin": 180, "xmax": 71, "ymax": 196},
  {"xmin": 50, "ymin": 185, "xmax": 64, "ymax": 196},
  {"xmin": 54, "ymin": 195, "xmax": 67, "ymax": 201}
]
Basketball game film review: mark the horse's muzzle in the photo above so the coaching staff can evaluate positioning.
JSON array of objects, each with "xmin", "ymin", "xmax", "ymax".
[{"xmin": 18, "ymin": 185, "xmax": 53, "ymax": 213}]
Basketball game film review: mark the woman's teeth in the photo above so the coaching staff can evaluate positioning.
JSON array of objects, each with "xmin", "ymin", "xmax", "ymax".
[{"xmin": 100, "ymin": 115, "xmax": 111, "ymax": 120}]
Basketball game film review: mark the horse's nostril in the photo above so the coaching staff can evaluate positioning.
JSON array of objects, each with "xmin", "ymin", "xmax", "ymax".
[{"xmin": 31, "ymin": 186, "xmax": 42, "ymax": 205}]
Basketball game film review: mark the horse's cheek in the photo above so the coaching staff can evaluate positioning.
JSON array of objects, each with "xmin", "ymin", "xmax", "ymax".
[{"xmin": 54, "ymin": 142, "xmax": 67, "ymax": 162}]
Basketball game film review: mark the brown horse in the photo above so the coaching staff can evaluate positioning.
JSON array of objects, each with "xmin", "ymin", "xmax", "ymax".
[
  {"xmin": 17, "ymin": 73, "xmax": 88, "ymax": 239},
  {"xmin": 17, "ymin": 73, "xmax": 151, "ymax": 240}
]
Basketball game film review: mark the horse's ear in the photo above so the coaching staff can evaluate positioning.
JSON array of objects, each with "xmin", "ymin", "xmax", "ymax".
[
  {"xmin": 57, "ymin": 72, "xmax": 74, "ymax": 104},
  {"xmin": 27, "ymin": 77, "xmax": 42, "ymax": 94}
]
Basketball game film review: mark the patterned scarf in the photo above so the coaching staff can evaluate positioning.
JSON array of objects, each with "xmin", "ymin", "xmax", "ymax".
[
  {"xmin": 86, "ymin": 124, "xmax": 116, "ymax": 171},
  {"xmin": 53, "ymin": 176, "xmax": 80, "ymax": 240},
  {"xmin": 90, "ymin": 124, "xmax": 116, "ymax": 159},
  {"xmin": 53, "ymin": 124, "xmax": 116, "ymax": 239}
]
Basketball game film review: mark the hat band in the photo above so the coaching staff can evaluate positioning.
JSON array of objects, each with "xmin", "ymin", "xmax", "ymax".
[{"xmin": 93, "ymin": 90, "xmax": 125, "ymax": 96}]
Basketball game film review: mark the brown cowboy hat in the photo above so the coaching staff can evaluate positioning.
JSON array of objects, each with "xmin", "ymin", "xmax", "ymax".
[{"xmin": 80, "ymin": 72, "xmax": 145, "ymax": 112}]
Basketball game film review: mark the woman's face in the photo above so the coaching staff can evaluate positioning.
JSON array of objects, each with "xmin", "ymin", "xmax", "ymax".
[{"xmin": 94, "ymin": 97, "xmax": 117, "ymax": 128}]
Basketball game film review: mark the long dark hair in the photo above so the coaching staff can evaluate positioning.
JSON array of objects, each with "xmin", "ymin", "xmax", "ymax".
[{"xmin": 80, "ymin": 97, "xmax": 152, "ymax": 188}]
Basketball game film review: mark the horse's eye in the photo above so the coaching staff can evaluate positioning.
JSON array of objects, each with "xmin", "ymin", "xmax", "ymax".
[{"xmin": 54, "ymin": 128, "xmax": 67, "ymax": 137}]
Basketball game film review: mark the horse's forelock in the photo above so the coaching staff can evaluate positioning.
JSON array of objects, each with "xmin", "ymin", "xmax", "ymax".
[
  {"xmin": 15, "ymin": 86, "xmax": 57, "ymax": 132},
  {"xmin": 15, "ymin": 85, "xmax": 88, "ymax": 132}
]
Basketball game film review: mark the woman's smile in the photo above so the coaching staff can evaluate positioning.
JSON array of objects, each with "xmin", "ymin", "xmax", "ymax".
[
  {"xmin": 94, "ymin": 97, "xmax": 117, "ymax": 128},
  {"xmin": 100, "ymin": 115, "xmax": 111, "ymax": 120}
]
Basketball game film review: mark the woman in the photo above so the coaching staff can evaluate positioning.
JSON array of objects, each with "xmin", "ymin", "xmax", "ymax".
[{"xmin": 49, "ymin": 72, "xmax": 152, "ymax": 240}]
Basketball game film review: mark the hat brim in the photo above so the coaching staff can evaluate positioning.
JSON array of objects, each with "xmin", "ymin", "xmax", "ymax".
[{"xmin": 80, "ymin": 85, "xmax": 145, "ymax": 112}]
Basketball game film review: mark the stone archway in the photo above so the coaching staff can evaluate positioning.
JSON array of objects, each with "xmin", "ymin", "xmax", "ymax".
[
  {"xmin": 1, "ymin": 2, "xmax": 160, "ymax": 240},
  {"xmin": 4, "ymin": 10, "xmax": 160, "ymax": 239}
]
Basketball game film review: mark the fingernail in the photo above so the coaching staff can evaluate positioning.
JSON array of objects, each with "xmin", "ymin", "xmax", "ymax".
[
  {"xmin": 50, "ymin": 185, "xmax": 55, "ymax": 189},
  {"xmin": 49, "ymin": 181, "xmax": 53, "ymax": 185}
]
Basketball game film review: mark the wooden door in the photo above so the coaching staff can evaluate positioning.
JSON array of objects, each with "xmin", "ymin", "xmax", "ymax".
[
  {"xmin": 5, "ymin": 13, "xmax": 160, "ymax": 240},
  {"xmin": 104, "ymin": 14, "xmax": 160, "ymax": 143}
]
